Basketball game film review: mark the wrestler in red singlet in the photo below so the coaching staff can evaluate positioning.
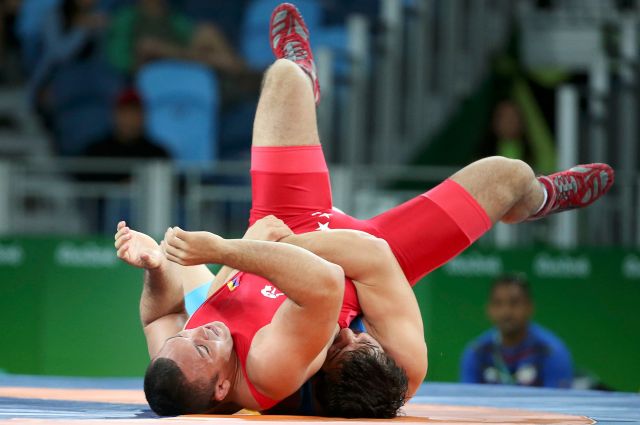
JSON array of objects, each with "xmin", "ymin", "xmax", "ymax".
[
  {"xmin": 191, "ymin": 144, "xmax": 490, "ymax": 412},
  {"xmin": 185, "ymin": 271, "xmax": 361, "ymax": 410},
  {"xmin": 250, "ymin": 145, "xmax": 492, "ymax": 287}
]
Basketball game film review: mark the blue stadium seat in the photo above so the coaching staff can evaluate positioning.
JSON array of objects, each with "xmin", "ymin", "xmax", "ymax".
[
  {"xmin": 15, "ymin": 0, "xmax": 60, "ymax": 70},
  {"xmin": 50, "ymin": 60, "xmax": 123, "ymax": 156},
  {"xmin": 241, "ymin": 0, "xmax": 322, "ymax": 70},
  {"xmin": 137, "ymin": 61, "xmax": 219, "ymax": 165}
]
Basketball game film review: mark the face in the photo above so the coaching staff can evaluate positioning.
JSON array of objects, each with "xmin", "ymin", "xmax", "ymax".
[
  {"xmin": 114, "ymin": 105, "xmax": 144, "ymax": 141},
  {"xmin": 322, "ymin": 328, "xmax": 383, "ymax": 372},
  {"xmin": 487, "ymin": 284, "xmax": 532, "ymax": 337},
  {"xmin": 156, "ymin": 321, "xmax": 234, "ymax": 393},
  {"xmin": 493, "ymin": 101, "xmax": 523, "ymax": 140}
]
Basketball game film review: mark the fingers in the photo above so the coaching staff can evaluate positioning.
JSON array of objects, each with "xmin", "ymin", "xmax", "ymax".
[
  {"xmin": 114, "ymin": 234, "xmax": 132, "ymax": 250},
  {"xmin": 263, "ymin": 215, "xmax": 285, "ymax": 225},
  {"xmin": 265, "ymin": 215, "xmax": 289, "ymax": 230},
  {"xmin": 165, "ymin": 252, "xmax": 186, "ymax": 266},
  {"xmin": 163, "ymin": 227, "xmax": 187, "ymax": 250},
  {"xmin": 114, "ymin": 224, "xmax": 133, "ymax": 252},
  {"xmin": 172, "ymin": 227, "xmax": 188, "ymax": 240},
  {"xmin": 273, "ymin": 227, "xmax": 293, "ymax": 242},
  {"xmin": 114, "ymin": 223, "xmax": 132, "ymax": 261},
  {"xmin": 116, "ymin": 242, "xmax": 130, "ymax": 260},
  {"xmin": 164, "ymin": 244, "xmax": 187, "ymax": 265},
  {"xmin": 114, "ymin": 224, "xmax": 129, "ymax": 241},
  {"xmin": 114, "ymin": 231, "xmax": 132, "ymax": 249},
  {"xmin": 163, "ymin": 242, "xmax": 187, "ymax": 264}
]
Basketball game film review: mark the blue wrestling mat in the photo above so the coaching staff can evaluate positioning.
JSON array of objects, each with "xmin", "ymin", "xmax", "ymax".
[{"xmin": 0, "ymin": 374, "xmax": 638, "ymax": 424}]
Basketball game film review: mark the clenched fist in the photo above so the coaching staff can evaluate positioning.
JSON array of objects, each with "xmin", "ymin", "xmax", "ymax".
[
  {"xmin": 163, "ymin": 227, "xmax": 224, "ymax": 266},
  {"xmin": 243, "ymin": 215, "xmax": 293, "ymax": 242}
]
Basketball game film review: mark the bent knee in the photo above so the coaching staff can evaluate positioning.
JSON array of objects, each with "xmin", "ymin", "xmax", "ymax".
[
  {"xmin": 265, "ymin": 59, "xmax": 305, "ymax": 81},
  {"xmin": 483, "ymin": 156, "xmax": 534, "ymax": 191}
]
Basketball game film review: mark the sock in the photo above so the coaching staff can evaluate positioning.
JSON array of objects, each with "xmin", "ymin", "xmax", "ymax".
[{"xmin": 533, "ymin": 182, "xmax": 548, "ymax": 215}]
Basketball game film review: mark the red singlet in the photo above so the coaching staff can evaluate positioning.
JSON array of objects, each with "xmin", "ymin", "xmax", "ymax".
[
  {"xmin": 186, "ymin": 145, "xmax": 491, "ymax": 410},
  {"xmin": 185, "ymin": 271, "xmax": 360, "ymax": 410},
  {"xmin": 250, "ymin": 145, "xmax": 492, "ymax": 286}
]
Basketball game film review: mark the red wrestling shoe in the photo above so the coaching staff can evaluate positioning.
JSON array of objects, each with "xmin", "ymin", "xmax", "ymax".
[
  {"xmin": 270, "ymin": 3, "xmax": 320, "ymax": 104},
  {"xmin": 531, "ymin": 163, "xmax": 615, "ymax": 219}
]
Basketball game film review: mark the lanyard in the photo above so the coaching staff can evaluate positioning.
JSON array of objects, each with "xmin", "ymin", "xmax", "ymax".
[{"xmin": 491, "ymin": 333, "xmax": 516, "ymax": 385}]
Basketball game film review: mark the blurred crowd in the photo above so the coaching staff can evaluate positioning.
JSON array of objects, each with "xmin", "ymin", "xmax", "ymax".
[{"xmin": 0, "ymin": 0, "xmax": 377, "ymax": 162}]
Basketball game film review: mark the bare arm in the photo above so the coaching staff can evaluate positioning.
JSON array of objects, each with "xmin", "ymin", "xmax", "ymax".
[
  {"xmin": 281, "ymin": 230, "xmax": 428, "ymax": 397},
  {"xmin": 117, "ymin": 216, "xmax": 291, "ymax": 358},
  {"xmin": 164, "ymin": 228, "xmax": 344, "ymax": 399},
  {"xmin": 207, "ymin": 215, "xmax": 294, "ymax": 297},
  {"xmin": 139, "ymin": 261, "xmax": 189, "ymax": 357},
  {"xmin": 114, "ymin": 221, "xmax": 214, "ymax": 357},
  {"xmin": 280, "ymin": 230, "xmax": 387, "ymax": 282}
]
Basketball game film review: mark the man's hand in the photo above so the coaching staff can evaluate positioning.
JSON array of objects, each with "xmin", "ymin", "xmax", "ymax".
[
  {"xmin": 114, "ymin": 221, "xmax": 164, "ymax": 269},
  {"xmin": 243, "ymin": 215, "xmax": 293, "ymax": 242},
  {"xmin": 163, "ymin": 227, "xmax": 224, "ymax": 266}
]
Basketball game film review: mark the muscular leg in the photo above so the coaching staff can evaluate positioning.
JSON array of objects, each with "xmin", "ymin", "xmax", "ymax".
[
  {"xmin": 450, "ymin": 156, "xmax": 544, "ymax": 225},
  {"xmin": 252, "ymin": 59, "xmax": 319, "ymax": 148}
]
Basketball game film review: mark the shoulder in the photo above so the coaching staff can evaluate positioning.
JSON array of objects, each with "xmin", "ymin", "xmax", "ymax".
[
  {"xmin": 530, "ymin": 323, "xmax": 570, "ymax": 355},
  {"xmin": 463, "ymin": 329, "xmax": 496, "ymax": 356}
]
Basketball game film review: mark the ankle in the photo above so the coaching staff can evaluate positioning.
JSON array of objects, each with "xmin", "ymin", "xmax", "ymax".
[{"xmin": 529, "ymin": 176, "xmax": 555, "ymax": 219}]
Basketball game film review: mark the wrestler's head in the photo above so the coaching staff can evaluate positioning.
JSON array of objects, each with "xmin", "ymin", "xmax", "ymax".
[
  {"xmin": 315, "ymin": 328, "xmax": 408, "ymax": 418},
  {"xmin": 143, "ymin": 321, "xmax": 234, "ymax": 415}
]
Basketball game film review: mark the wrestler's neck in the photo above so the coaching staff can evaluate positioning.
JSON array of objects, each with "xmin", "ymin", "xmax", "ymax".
[{"xmin": 209, "ymin": 349, "xmax": 260, "ymax": 413}]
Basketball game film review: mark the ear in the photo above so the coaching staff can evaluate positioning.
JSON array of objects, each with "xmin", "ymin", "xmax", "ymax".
[{"xmin": 213, "ymin": 378, "xmax": 231, "ymax": 401}]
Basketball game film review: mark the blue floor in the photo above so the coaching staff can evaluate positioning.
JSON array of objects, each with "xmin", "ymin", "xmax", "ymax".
[
  {"xmin": 0, "ymin": 375, "xmax": 638, "ymax": 423},
  {"xmin": 415, "ymin": 383, "xmax": 640, "ymax": 425}
]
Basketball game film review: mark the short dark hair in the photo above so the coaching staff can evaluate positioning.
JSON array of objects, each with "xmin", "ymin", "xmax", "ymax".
[
  {"xmin": 144, "ymin": 358, "xmax": 216, "ymax": 416},
  {"xmin": 490, "ymin": 273, "xmax": 532, "ymax": 301},
  {"xmin": 315, "ymin": 347, "xmax": 408, "ymax": 418}
]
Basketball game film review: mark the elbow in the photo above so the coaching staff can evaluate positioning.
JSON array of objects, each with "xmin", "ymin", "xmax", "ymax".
[
  {"xmin": 317, "ymin": 263, "xmax": 345, "ymax": 305},
  {"xmin": 407, "ymin": 345, "xmax": 429, "ymax": 397},
  {"xmin": 326, "ymin": 263, "xmax": 345, "ymax": 294},
  {"xmin": 407, "ymin": 364, "xmax": 428, "ymax": 399},
  {"xmin": 365, "ymin": 234, "xmax": 394, "ymax": 259}
]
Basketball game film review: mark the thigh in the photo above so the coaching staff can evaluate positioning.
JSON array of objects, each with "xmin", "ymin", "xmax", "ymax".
[
  {"xmin": 368, "ymin": 179, "xmax": 492, "ymax": 285},
  {"xmin": 250, "ymin": 146, "xmax": 333, "ymax": 225}
]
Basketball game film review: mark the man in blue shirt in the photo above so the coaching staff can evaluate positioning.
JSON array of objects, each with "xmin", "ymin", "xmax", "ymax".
[{"xmin": 460, "ymin": 275, "xmax": 573, "ymax": 388}]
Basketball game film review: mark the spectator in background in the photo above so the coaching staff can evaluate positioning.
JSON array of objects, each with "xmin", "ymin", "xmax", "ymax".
[
  {"xmin": 190, "ymin": 23, "xmax": 261, "ymax": 107},
  {"xmin": 492, "ymin": 100, "xmax": 526, "ymax": 160},
  {"xmin": 0, "ymin": 0, "xmax": 23, "ymax": 84},
  {"xmin": 84, "ymin": 88, "xmax": 168, "ymax": 160},
  {"xmin": 29, "ymin": 0, "xmax": 107, "ymax": 130},
  {"xmin": 107, "ymin": 0, "xmax": 244, "ymax": 78},
  {"xmin": 107, "ymin": 0, "xmax": 192, "ymax": 74},
  {"xmin": 479, "ymin": 52, "xmax": 559, "ymax": 174},
  {"xmin": 460, "ymin": 275, "xmax": 573, "ymax": 388}
]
